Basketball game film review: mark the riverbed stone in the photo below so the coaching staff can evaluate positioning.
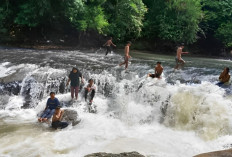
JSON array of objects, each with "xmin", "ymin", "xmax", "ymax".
[
  {"xmin": 84, "ymin": 152, "xmax": 145, "ymax": 157},
  {"xmin": 61, "ymin": 109, "xmax": 81, "ymax": 126},
  {"xmin": 194, "ymin": 149, "xmax": 232, "ymax": 157}
]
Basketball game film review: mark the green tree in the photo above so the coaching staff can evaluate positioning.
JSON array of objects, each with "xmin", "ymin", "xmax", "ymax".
[
  {"xmin": 67, "ymin": 0, "xmax": 108, "ymax": 34},
  {"xmin": 216, "ymin": 22, "xmax": 232, "ymax": 47},
  {"xmin": 143, "ymin": 0, "xmax": 202, "ymax": 44},
  {"xmin": 201, "ymin": 0, "xmax": 232, "ymax": 47},
  {"xmin": 103, "ymin": 0, "xmax": 147, "ymax": 41}
]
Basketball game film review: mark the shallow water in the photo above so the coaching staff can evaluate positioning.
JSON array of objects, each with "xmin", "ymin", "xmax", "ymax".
[{"xmin": 0, "ymin": 48, "xmax": 232, "ymax": 157}]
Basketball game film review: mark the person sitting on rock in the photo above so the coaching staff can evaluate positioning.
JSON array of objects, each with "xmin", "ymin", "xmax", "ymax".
[
  {"xmin": 148, "ymin": 61, "xmax": 163, "ymax": 79},
  {"xmin": 51, "ymin": 105, "xmax": 68, "ymax": 129},
  {"xmin": 84, "ymin": 79, "xmax": 96, "ymax": 104},
  {"xmin": 38, "ymin": 92, "xmax": 59, "ymax": 122},
  {"xmin": 216, "ymin": 67, "xmax": 230, "ymax": 86}
]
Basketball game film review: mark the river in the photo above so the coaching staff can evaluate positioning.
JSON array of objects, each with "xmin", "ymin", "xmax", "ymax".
[{"xmin": 0, "ymin": 47, "xmax": 232, "ymax": 157}]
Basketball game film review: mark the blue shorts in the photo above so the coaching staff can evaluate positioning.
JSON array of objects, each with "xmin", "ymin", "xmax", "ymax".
[{"xmin": 40, "ymin": 108, "xmax": 55, "ymax": 119}]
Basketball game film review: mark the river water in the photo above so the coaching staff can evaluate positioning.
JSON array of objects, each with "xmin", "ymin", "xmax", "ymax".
[{"xmin": 0, "ymin": 48, "xmax": 232, "ymax": 157}]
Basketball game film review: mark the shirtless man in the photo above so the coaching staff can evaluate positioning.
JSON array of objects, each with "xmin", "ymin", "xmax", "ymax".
[
  {"xmin": 148, "ymin": 62, "xmax": 163, "ymax": 79},
  {"xmin": 103, "ymin": 37, "xmax": 116, "ymax": 56},
  {"xmin": 174, "ymin": 43, "xmax": 189, "ymax": 69},
  {"xmin": 51, "ymin": 105, "xmax": 68, "ymax": 129},
  {"xmin": 216, "ymin": 67, "xmax": 230, "ymax": 86},
  {"xmin": 119, "ymin": 41, "xmax": 132, "ymax": 70}
]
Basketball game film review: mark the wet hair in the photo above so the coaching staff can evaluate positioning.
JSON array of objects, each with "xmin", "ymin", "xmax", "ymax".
[
  {"xmin": 180, "ymin": 43, "xmax": 185, "ymax": 47},
  {"xmin": 127, "ymin": 41, "xmax": 132, "ymax": 45},
  {"xmin": 50, "ymin": 92, "xmax": 55, "ymax": 95},
  {"xmin": 88, "ymin": 79, "xmax": 94, "ymax": 83},
  {"xmin": 226, "ymin": 67, "xmax": 230, "ymax": 74},
  {"xmin": 72, "ymin": 67, "xmax": 78, "ymax": 71},
  {"xmin": 157, "ymin": 61, "xmax": 161, "ymax": 64}
]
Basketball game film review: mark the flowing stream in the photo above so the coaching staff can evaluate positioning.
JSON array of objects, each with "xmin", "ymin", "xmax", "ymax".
[{"xmin": 1, "ymin": 47, "xmax": 232, "ymax": 157}]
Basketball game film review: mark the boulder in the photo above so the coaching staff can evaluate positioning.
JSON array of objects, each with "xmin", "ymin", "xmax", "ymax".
[
  {"xmin": 84, "ymin": 152, "xmax": 145, "ymax": 157},
  {"xmin": 61, "ymin": 109, "xmax": 81, "ymax": 126},
  {"xmin": 194, "ymin": 149, "xmax": 232, "ymax": 157}
]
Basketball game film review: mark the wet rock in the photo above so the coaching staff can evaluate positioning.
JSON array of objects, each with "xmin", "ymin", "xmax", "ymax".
[
  {"xmin": 0, "ymin": 81, "xmax": 21, "ymax": 95},
  {"xmin": 61, "ymin": 109, "xmax": 81, "ymax": 126},
  {"xmin": 21, "ymin": 77, "xmax": 44, "ymax": 108},
  {"xmin": 84, "ymin": 152, "xmax": 145, "ymax": 157},
  {"xmin": 194, "ymin": 149, "xmax": 232, "ymax": 157}
]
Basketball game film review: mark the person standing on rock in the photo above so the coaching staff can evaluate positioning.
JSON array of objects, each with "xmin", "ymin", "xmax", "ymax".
[
  {"xmin": 119, "ymin": 41, "xmax": 132, "ymax": 70},
  {"xmin": 103, "ymin": 37, "xmax": 116, "ymax": 56},
  {"xmin": 38, "ymin": 92, "xmax": 60, "ymax": 122},
  {"xmin": 66, "ymin": 67, "xmax": 84, "ymax": 101}
]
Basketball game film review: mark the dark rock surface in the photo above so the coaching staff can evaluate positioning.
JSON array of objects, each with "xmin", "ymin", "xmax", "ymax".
[
  {"xmin": 194, "ymin": 149, "xmax": 232, "ymax": 157},
  {"xmin": 84, "ymin": 152, "xmax": 145, "ymax": 157}
]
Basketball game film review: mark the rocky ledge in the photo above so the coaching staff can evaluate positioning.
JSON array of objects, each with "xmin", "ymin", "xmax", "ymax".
[
  {"xmin": 194, "ymin": 149, "xmax": 232, "ymax": 157},
  {"xmin": 85, "ymin": 152, "xmax": 145, "ymax": 157}
]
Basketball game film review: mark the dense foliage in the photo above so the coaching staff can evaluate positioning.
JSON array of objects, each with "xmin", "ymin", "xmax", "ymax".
[{"xmin": 0, "ymin": 0, "xmax": 232, "ymax": 51}]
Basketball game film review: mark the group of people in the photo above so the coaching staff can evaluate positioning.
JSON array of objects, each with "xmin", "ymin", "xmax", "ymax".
[
  {"xmin": 38, "ymin": 67, "xmax": 96, "ymax": 129},
  {"xmin": 38, "ymin": 38, "xmax": 230, "ymax": 129},
  {"xmin": 38, "ymin": 92, "xmax": 68, "ymax": 129},
  {"xmin": 103, "ymin": 37, "xmax": 188, "ymax": 78}
]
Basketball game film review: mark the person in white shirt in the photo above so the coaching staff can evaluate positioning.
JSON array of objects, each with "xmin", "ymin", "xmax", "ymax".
[{"xmin": 84, "ymin": 79, "xmax": 96, "ymax": 104}]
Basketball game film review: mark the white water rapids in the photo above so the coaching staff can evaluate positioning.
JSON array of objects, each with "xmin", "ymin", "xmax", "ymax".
[{"xmin": 0, "ymin": 48, "xmax": 232, "ymax": 157}]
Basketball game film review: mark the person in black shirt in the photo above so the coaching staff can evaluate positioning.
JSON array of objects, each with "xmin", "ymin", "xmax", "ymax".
[{"xmin": 66, "ymin": 67, "xmax": 84, "ymax": 100}]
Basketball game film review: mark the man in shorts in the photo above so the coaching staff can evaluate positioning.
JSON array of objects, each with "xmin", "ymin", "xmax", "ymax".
[
  {"xmin": 174, "ymin": 43, "xmax": 189, "ymax": 69},
  {"xmin": 119, "ymin": 41, "xmax": 132, "ymax": 70},
  {"xmin": 51, "ymin": 105, "xmax": 68, "ymax": 129},
  {"xmin": 148, "ymin": 62, "xmax": 163, "ymax": 79},
  {"xmin": 103, "ymin": 37, "xmax": 116, "ymax": 56}
]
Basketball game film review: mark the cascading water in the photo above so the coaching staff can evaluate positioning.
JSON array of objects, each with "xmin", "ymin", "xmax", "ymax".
[{"xmin": 0, "ymin": 48, "xmax": 232, "ymax": 157}]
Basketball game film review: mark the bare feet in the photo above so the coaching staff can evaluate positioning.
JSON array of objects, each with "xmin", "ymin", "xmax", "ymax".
[
  {"xmin": 38, "ymin": 118, "xmax": 42, "ymax": 122},
  {"xmin": 42, "ymin": 118, "xmax": 48, "ymax": 122}
]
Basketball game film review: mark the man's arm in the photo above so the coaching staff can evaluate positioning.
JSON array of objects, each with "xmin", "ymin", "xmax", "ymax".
[
  {"xmin": 125, "ymin": 46, "xmax": 129, "ymax": 57},
  {"xmin": 111, "ymin": 41, "xmax": 116, "ymax": 47},
  {"xmin": 79, "ymin": 72, "xmax": 84, "ymax": 83},
  {"xmin": 225, "ymin": 75, "xmax": 230, "ymax": 82},
  {"xmin": 58, "ymin": 110, "xmax": 64, "ymax": 120},
  {"xmin": 56, "ymin": 99, "xmax": 60, "ymax": 107},
  {"xmin": 45, "ymin": 99, "xmax": 49, "ymax": 110},
  {"xmin": 160, "ymin": 67, "xmax": 163, "ymax": 74},
  {"xmin": 103, "ymin": 41, "xmax": 107, "ymax": 46},
  {"xmin": 155, "ymin": 67, "xmax": 158, "ymax": 74},
  {"xmin": 66, "ymin": 78, "xmax": 71, "ymax": 86}
]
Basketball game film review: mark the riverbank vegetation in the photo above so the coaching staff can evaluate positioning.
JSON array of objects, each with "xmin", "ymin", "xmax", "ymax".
[{"xmin": 0, "ymin": 0, "xmax": 232, "ymax": 55}]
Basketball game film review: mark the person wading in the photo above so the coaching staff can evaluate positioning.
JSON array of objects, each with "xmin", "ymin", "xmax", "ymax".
[
  {"xmin": 119, "ymin": 41, "xmax": 132, "ymax": 70},
  {"xmin": 66, "ymin": 67, "xmax": 84, "ymax": 101}
]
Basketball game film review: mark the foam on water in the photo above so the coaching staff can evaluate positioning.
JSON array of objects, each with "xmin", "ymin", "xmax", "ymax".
[{"xmin": 1, "ymin": 49, "xmax": 232, "ymax": 157}]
